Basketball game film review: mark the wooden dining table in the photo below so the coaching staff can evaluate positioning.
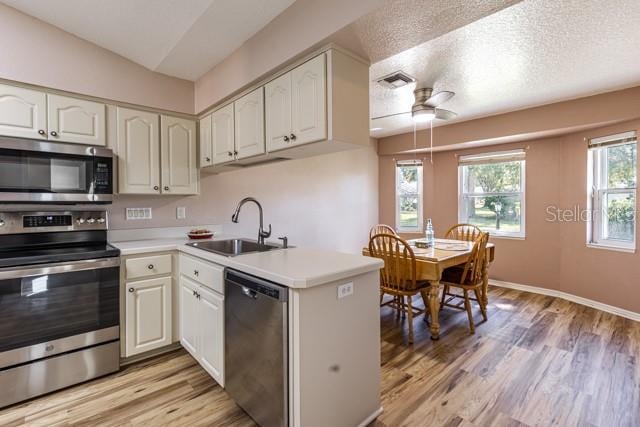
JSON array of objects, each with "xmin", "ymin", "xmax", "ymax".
[{"xmin": 362, "ymin": 238, "xmax": 495, "ymax": 340}]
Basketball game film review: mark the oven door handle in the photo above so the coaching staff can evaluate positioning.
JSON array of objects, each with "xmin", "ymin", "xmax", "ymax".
[{"xmin": 0, "ymin": 257, "xmax": 120, "ymax": 280}]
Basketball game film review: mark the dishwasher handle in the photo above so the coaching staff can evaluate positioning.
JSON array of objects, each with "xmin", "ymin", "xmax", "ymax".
[{"xmin": 225, "ymin": 268, "xmax": 288, "ymax": 302}]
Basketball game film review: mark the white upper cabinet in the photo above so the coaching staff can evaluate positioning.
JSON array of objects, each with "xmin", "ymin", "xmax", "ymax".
[
  {"xmin": 0, "ymin": 84, "xmax": 47, "ymax": 139},
  {"xmin": 116, "ymin": 107, "xmax": 160, "ymax": 194},
  {"xmin": 265, "ymin": 73, "xmax": 292, "ymax": 152},
  {"xmin": 211, "ymin": 104, "xmax": 235, "ymax": 165},
  {"xmin": 291, "ymin": 54, "xmax": 327, "ymax": 145},
  {"xmin": 47, "ymin": 94, "xmax": 106, "ymax": 146},
  {"xmin": 199, "ymin": 113, "xmax": 213, "ymax": 168},
  {"xmin": 234, "ymin": 88, "xmax": 265, "ymax": 160},
  {"xmin": 160, "ymin": 115, "xmax": 198, "ymax": 195}
]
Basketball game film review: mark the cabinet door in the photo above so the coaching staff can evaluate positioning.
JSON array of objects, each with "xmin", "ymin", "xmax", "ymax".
[
  {"xmin": 291, "ymin": 54, "xmax": 327, "ymax": 145},
  {"xmin": 180, "ymin": 276, "xmax": 200, "ymax": 357},
  {"xmin": 198, "ymin": 286, "xmax": 224, "ymax": 386},
  {"xmin": 160, "ymin": 115, "xmax": 198, "ymax": 195},
  {"xmin": 116, "ymin": 107, "xmax": 160, "ymax": 194},
  {"xmin": 265, "ymin": 72, "xmax": 292, "ymax": 152},
  {"xmin": 0, "ymin": 84, "xmax": 47, "ymax": 139},
  {"xmin": 199, "ymin": 113, "xmax": 213, "ymax": 168},
  {"xmin": 234, "ymin": 88, "xmax": 265, "ymax": 160},
  {"xmin": 211, "ymin": 104, "xmax": 235, "ymax": 165},
  {"xmin": 125, "ymin": 276, "xmax": 172, "ymax": 357},
  {"xmin": 47, "ymin": 94, "xmax": 106, "ymax": 146}
]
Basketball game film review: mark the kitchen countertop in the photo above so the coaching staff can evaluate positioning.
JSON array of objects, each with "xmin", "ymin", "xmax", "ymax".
[{"xmin": 111, "ymin": 236, "xmax": 383, "ymax": 289}]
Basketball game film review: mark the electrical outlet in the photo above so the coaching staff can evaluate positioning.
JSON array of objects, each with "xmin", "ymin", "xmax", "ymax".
[
  {"xmin": 126, "ymin": 208, "xmax": 152, "ymax": 220},
  {"xmin": 337, "ymin": 282, "xmax": 354, "ymax": 299},
  {"xmin": 176, "ymin": 207, "xmax": 186, "ymax": 219}
]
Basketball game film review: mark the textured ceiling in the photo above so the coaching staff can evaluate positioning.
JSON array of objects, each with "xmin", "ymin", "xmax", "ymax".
[
  {"xmin": 367, "ymin": 0, "xmax": 640, "ymax": 138},
  {"xmin": 0, "ymin": 0, "xmax": 296, "ymax": 81}
]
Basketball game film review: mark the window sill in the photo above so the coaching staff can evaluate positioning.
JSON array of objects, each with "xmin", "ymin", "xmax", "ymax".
[
  {"xmin": 586, "ymin": 243, "xmax": 636, "ymax": 254},
  {"xmin": 489, "ymin": 234, "xmax": 526, "ymax": 240}
]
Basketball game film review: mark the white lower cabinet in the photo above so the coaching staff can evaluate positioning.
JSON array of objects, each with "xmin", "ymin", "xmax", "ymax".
[
  {"xmin": 125, "ymin": 276, "xmax": 172, "ymax": 357},
  {"xmin": 179, "ymin": 255, "xmax": 225, "ymax": 386}
]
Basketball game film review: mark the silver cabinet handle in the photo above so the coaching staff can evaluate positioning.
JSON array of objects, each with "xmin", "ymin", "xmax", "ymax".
[
  {"xmin": 228, "ymin": 151, "xmax": 233, "ymax": 156},
  {"xmin": 128, "ymin": 287, "xmax": 134, "ymax": 293},
  {"xmin": 147, "ymin": 264, "xmax": 154, "ymax": 270},
  {"xmin": 164, "ymin": 186, "xmax": 169, "ymax": 191},
  {"xmin": 153, "ymin": 185, "xmax": 159, "ymax": 191},
  {"xmin": 38, "ymin": 129, "xmax": 46, "ymax": 136},
  {"xmin": 284, "ymin": 135, "xmax": 289, "ymax": 142},
  {"xmin": 290, "ymin": 133, "xmax": 296, "ymax": 141},
  {"xmin": 205, "ymin": 157, "xmax": 211, "ymax": 162},
  {"xmin": 194, "ymin": 270, "xmax": 199, "ymax": 276},
  {"xmin": 50, "ymin": 131, "xmax": 58, "ymax": 137}
]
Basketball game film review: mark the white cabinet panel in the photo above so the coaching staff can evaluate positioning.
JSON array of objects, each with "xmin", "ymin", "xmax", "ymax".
[
  {"xmin": 0, "ymin": 84, "xmax": 47, "ymax": 139},
  {"xmin": 234, "ymin": 88, "xmax": 265, "ymax": 160},
  {"xmin": 116, "ymin": 107, "xmax": 160, "ymax": 194},
  {"xmin": 160, "ymin": 115, "xmax": 198, "ymax": 195},
  {"xmin": 125, "ymin": 276, "xmax": 172, "ymax": 357},
  {"xmin": 291, "ymin": 54, "xmax": 327, "ymax": 145},
  {"xmin": 265, "ymin": 72, "xmax": 292, "ymax": 152},
  {"xmin": 47, "ymin": 94, "xmax": 106, "ymax": 146},
  {"xmin": 198, "ymin": 286, "xmax": 224, "ymax": 386},
  {"xmin": 180, "ymin": 276, "xmax": 200, "ymax": 357},
  {"xmin": 199, "ymin": 113, "xmax": 213, "ymax": 167},
  {"xmin": 126, "ymin": 254, "xmax": 172, "ymax": 280},
  {"xmin": 211, "ymin": 104, "xmax": 235, "ymax": 165}
]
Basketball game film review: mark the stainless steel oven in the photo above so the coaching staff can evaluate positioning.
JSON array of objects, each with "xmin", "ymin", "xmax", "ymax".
[
  {"xmin": 0, "ymin": 137, "xmax": 113, "ymax": 204},
  {"xmin": 0, "ymin": 210, "xmax": 120, "ymax": 408}
]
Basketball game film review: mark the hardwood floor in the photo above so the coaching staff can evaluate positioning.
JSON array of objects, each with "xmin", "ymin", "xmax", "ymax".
[{"xmin": 0, "ymin": 285, "xmax": 638, "ymax": 427}]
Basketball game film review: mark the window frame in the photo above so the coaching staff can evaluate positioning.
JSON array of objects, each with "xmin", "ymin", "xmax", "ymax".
[
  {"xmin": 395, "ymin": 160, "xmax": 424, "ymax": 233},
  {"xmin": 587, "ymin": 133, "xmax": 637, "ymax": 251},
  {"xmin": 457, "ymin": 150, "xmax": 526, "ymax": 239}
]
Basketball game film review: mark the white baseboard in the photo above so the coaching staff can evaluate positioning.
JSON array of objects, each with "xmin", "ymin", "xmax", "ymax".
[
  {"xmin": 357, "ymin": 407, "xmax": 383, "ymax": 427},
  {"xmin": 490, "ymin": 279, "xmax": 640, "ymax": 322}
]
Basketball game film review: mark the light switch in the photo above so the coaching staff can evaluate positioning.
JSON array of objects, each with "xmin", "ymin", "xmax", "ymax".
[
  {"xmin": 177, "ymin": 207, "xmax": 186, "ymax": 219},
  {"xmin": 126, "ymin": 208, "xmax": 152, "ymax": 220},
  {"xmin": 337, "ymin": 282, "xmax": 354, "ymax": 299}
]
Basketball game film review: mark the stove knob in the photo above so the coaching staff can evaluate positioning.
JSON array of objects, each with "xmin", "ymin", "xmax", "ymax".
[
  {"xmin": 76, "ymin": 218, "xmax": 85, "ymax": 225},
  {"xmin": 97, "ymin": 218, "xmax": 106, "ymax": 224},
  {"xmin": 86, "ymin": 217, "xmax": 96, "ymax": 224}
]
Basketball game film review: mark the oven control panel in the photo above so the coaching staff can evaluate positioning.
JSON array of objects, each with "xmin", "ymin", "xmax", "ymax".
[{"xmin": 0, "ymin": 211, "xmax": 108, "ymax": 234}]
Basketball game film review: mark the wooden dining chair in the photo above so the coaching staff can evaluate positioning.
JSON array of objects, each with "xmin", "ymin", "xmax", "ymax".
[
  {"xmin": 369, "ymin": 224, "xmax": 398, "ymax": 306},
  {"xmin": 445, "ymin": 223, "xmax": 483, "ymax": 242},
  {"xmin": 369, "ymin": 224, "xmax": 397, "ymax": 240},
  {"xmin": 369, "ymin": 233, "xmax": 429, "ymax": 344},
  {"xmin": 439, "ymin": 232, "xmax": 489, "ymax": 334}
]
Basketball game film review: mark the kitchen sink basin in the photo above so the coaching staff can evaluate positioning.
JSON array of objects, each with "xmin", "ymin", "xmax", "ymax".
[{"xmin": 186, "ymin": 238, "xmax": 282, "ymax": 257}]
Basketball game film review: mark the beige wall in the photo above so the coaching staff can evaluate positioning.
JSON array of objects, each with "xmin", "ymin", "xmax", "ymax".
[
  {"xmin": 379, "ymin": 120, "xmax": 640, "ymax": 314},
  {"xmin": 108, "ymin": 142, "xmax": 379, "ymax": 253},
  {"xmin": 0, "ymin": 3, "xmax": 194, "ymax": 114},
  {"xmin": 194, "ymin": 0, "xmax": 384, "ymax": 113}
]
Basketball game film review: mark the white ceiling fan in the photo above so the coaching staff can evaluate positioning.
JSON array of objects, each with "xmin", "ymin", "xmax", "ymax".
[{"xmin": 372, "ymin": 87, "xmax": 457, "ymax": 124}]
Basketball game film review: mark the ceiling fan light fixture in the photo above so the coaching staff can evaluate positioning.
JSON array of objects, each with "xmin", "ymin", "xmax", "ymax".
[{"xmin": 412, "ymin": 108, "xmax": 436, "ymax": 123}]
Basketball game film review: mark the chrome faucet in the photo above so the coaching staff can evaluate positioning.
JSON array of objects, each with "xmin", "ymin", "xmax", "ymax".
[{"xmin": 231, "ymin": 197, "xmax": 272, "ymax": 245}]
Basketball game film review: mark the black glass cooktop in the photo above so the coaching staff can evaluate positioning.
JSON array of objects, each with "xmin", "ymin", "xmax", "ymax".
[{"xmin": 0, "ymin": 230, "xmax": 120, "ymax": 268}]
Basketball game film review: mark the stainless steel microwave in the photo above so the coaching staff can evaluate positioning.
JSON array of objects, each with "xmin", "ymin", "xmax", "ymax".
[{"xmin": 0, "ymin": 137, "xmax": 113, "ymax": 203}]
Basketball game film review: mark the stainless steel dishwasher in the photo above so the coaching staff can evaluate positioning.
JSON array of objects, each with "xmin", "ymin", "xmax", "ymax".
[{"xmin": 225, "ymin": 269, "xmax": 288, "ymax": 427}]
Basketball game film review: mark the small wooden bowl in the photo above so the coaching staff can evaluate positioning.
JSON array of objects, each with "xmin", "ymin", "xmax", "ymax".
[{"xmin": 188, "ymin": 232, "xmax": 213, "ymax": 240}]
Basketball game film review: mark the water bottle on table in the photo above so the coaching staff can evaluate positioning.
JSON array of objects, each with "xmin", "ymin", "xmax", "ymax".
[{"xmin": 425, "ymin": 218, "xmax": 435, "ymax": 248}]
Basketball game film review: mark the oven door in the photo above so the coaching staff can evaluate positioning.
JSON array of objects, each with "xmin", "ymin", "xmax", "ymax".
[
  {"xmin": 0, "ymin": 258, "xmax": 119, "ymax": 368},
  {"xmin": 0, "ymin": 137, "xmax": 113, "ymax": 203}
]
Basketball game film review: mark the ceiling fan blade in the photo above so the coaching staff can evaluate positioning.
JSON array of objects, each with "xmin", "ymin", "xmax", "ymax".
[
  {"xmin": 435, "ymin": 108, "xmax": 457, "ymax": 120},
  {"xmin": 424, "ymin": 91, "xmax": 455, "ymax": 107},
  {"xmin": 371, "ymin": 111, "xmax": 411, "ymax": 120}
]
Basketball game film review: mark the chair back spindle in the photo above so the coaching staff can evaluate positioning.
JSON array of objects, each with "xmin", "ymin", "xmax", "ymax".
[{"xmin": 445, "ymin": 223, "xmax": 482, "ymax": 242}]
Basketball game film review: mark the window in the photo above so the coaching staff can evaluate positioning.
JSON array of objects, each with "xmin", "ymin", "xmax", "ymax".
[
  {"xmin": 396, "ymin": 160, "xmax": 423, "ymax": 232},
  {"xmin": 588, "ymin": 131, "xmax": 637, "ymax": 250},
  {"xmin": 458, "ymin": 150, "xmax": 526, "ymax": 238}
]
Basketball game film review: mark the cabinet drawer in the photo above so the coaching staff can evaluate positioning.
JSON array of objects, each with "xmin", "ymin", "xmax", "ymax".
[
  {"xmin": 126, "ymin": 254, "xmax": 172, "ymax": 280},
  {"xmin": 180, "ymin": 254, "xmax": 224, "ymax": 294}
]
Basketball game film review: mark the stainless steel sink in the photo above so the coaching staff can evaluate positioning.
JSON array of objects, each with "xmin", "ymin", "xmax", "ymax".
[{"xmin": 186, "ymin": 238, "xmax": 281, "ymax": 257}]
